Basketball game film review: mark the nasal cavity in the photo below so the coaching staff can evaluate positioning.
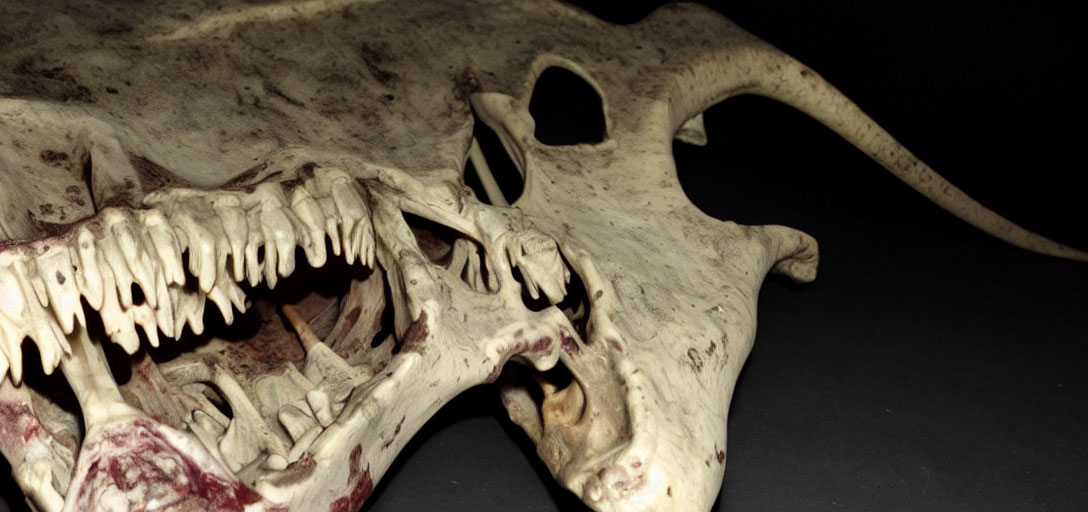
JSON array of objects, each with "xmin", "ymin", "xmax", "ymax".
[{"xmin": 529, "ymin": 67, "xmax": 606, "ymax": 146}]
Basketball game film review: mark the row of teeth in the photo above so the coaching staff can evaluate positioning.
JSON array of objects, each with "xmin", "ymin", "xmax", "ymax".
[{"xmin": 0, "ymin": 167, "xmax": 375, "ymax": 383}]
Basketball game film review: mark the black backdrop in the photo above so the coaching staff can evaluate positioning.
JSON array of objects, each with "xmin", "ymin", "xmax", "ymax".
[{"xmin": 2, "ymin": 2, "xmax": 1085, "ymax": 511}]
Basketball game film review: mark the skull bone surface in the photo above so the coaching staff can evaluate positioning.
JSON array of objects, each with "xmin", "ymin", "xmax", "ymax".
[{"xmin": 1, "ymin": 1, "xmax": 1084, "ymax": 511}]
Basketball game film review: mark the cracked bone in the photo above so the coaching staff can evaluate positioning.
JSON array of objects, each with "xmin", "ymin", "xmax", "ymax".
[{"xmin": 0, "ymin": 1, "xmax": 1083, "ymax": 512}]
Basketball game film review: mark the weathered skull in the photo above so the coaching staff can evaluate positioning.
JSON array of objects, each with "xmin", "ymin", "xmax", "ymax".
[{"xmin": 0, "ymin": 1, "xmax": 1083, "ymax": 511}]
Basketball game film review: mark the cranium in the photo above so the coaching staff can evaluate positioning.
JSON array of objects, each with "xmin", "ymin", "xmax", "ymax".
[{"xmin": 0, "ymin": 1, "xmax": 1083, "ymax": 512}]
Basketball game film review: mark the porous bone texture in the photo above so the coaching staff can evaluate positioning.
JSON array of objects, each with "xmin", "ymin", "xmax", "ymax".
[{"xmin": 0, "ymin": 1, "xmax": 1083, "ymax": 511}]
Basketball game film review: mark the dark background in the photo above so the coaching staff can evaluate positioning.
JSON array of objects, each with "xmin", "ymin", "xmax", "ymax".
[{"xmin": 3, "ymin": 1, "xmax": 1086, "ymax": 511}]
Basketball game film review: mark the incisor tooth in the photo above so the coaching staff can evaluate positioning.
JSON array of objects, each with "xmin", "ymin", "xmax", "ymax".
[{"xmin": 36, "ymin": 247, "xmax": 85, "ymax": 334}]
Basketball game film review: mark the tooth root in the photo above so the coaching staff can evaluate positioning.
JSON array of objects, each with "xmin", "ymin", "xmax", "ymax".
[
  {"xmin": 36, "ymin": 248, "xmax": 85, "ymax": 334},
  {"xmin": 74, "ymin": 227, "xmax": 105, "ymax": 310},
  {"xmin": 349, "ymin": 218, "xmax": 374, "ymax": 270},
  {"xmin": 175, "ymin": 286, "xmax": 205, "ymax": 336},
  {"xmin": 96, "ymin": 257, "xmax": 136, "ymax": 353},
  {"xmin": 330, "ymin": 182, "xmax": 369, "ymax": 266},
  {"xmin": 176, "ymin": 218, "xmax": 217, "ymax": 294},
  {"xmin": 143, "ymin": 211, "xmax": 185, "ymax": 287},
  {"xmin": 291, "ymin": 189, "xmax": 328, "ymax": 268}
]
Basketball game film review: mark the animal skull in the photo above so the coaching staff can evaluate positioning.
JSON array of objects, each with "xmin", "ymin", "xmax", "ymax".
[{"xmin": 0, "ymin": 1, "xmax": 1083, "ymax": 511}]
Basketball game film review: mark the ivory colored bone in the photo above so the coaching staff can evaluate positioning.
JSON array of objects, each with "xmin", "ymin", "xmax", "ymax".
[{"xmin": 0, "ymin": 1, "xmax": 1081, "ymax": 511}]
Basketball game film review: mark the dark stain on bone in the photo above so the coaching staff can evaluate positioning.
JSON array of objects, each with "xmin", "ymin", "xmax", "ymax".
[
  {"xmin": 687, "ymin": 347, "xmax": 704, "ymax": 373},
  {"xmin": 452, "ymin": 67, "xmax": 481, "ymax": 103},
  {"xmin": 329, "ymin": 444, "xmax": 373, "ymax": 512},
  {"xmin": 224, "ymin": 162, "xmax": 268, "ymax": 188},
  {"xmin": 55, "ymin": 271, "xmax": 65, "ymax": 285},
  {"xmin": 399, "ymin": 311, "xmax": 429, "ymax": 353},
  {"xmin": 39, "ymin": 149, "xmax": 68, "ymax": 165},
  {"xmin": 717, "ymin": 450, "xmax": 726, "ymax": 464},
  {"xmin": 38, "ymin": 204, "xmax": 54, "ymax": 215},
  {"xmin": 358, "ymin": 43, "xmax": 398, "ymax": 85},
  {"xmin": 560, "ymin": 331, "xmax": 580, "ymax": 356},
  {"xmin": 263, "ymin": 80, "xmax": 306, "ymax": 107},
  {"xmin": 128, "ymin": 153, "xmax": 186, "ymax": 193},
  {"xmin": 13, "ymin": 57, "xmax": 94, "ymax": 103},
  {"xmin": 299, "ymin": 162, "xmax": 318, "ymax": 179}
]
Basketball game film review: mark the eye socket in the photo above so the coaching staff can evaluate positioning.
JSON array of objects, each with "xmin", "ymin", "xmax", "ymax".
[{"xmin": 528, "ymin": 66, "xmax": 607, "ymax": 146}]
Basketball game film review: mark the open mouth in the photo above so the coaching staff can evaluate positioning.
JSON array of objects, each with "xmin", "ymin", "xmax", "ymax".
[{"xmin": 0, "ymin": 155, "xmax": 614, "ymax": 510}]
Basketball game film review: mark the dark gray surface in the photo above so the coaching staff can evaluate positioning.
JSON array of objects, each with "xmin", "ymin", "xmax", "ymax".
[{"xmin": 3, "ymin": 2, "xmax": 1085, "ymax": 511}]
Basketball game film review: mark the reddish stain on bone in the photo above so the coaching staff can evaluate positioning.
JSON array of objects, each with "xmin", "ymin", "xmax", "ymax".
[
  {"xmin": 73, "ymin": 419, "xmax": 263, "ymax": 511},
  {"xmin": 560, "ymin": 332, "xmax": 581, "ymax": 356},
  {"xmin": 0, "ymin": 402, "xmax": 42, "ymax": 443},
  {"xmin": 329, "ymin": 444, "xmax": 373, "ymax": 512}
]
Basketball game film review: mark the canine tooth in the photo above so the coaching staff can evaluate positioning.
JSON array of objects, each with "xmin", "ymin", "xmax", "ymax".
[
  {"xmin": 98, "ymin": 233, "xmax": 135, "ymax": 308},
  {"xmin": 143, "ymin": 211, "xmax": 186, "ymax": 287},
  {"xmin": 37, "ymin": 247, "xmax": 85, "ymax": 334},
  {"xmin": 290, "ymin": 188, "xmax": 328, "ymax": 268},
  {"xmin": 261, "ymin": 207, "xmax": 297, "ymax": 278}
]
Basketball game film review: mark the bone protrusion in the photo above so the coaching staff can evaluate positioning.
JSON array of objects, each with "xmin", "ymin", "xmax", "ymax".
[
  {"xmin": 36, "ymin": 247, "xmax": 84, "ymax": 334},
  {"xmin": 60, "ymin": 324, "xmax": 138, "ymax": 427},
  {"xmin": 263, "ymin": 453, "xmax": 288, "ymax": 471},
  {"xmin": 506, "ymin": 231, "xmax": 569, "ymax": 304},
  {"xmin": 14, "ymin": 458, "xmax": 64, "ymax": 512},
  {"xmin": 131, "ymin": 302, "xmax": 160, "ymax": 348}
]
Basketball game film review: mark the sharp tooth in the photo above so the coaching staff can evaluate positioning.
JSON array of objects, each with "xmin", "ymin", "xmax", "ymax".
[
  {"xmin": 143, "ymin": 210, "xmax": 186, "ymax": 287},
  {"xmin": 318, "ymin": 195, "xmax": 342, "ymax": 257},
  {"xmin": 111, "ymin": 212, "xmax": 158, "ymax": 309},
  {"xmin": 73, "ymin": 227, "xmax": 105, "ymax": 310},
  {"xmin": 0, "ymin": 266, "xmax": 26, "ymax": 383},
  {"xmin": 290, "ymin": 187, "xmax": 328, "ymax": 268},
  {"xmin": 244, "ymin": 208, "xmax": 265, "ymax": 288},
  {"xmin": 213, "ymin": 203, "xmax": 248, "ymax": 283},
  {"xmin": 171, "ymin": 211, "xmax": 218, "ymax": 294},
  {"xmin": 97, "ymin": 231, "xmax": 135, "ymax": 309},
  {"xmin": 131, "ymin": 303, "xmax": 160, "ymax": 349},
  {"xmin": 206, "ymin": 271, "xmax": 244, "ymax": 326},
  {"xmin": 96, "ymin": 256, "xmax": 140, "ymax": 354},
  {"xmin": 36, "ymin": 246, "xmax": 85, "ymax": 334},
  {"xmin": 261, "ymin": 207, "xmax": 297, "ymax": 279},
  {"xmin": 175, "ymin": 285, "xmax": 206, "ymax": 336},
  {"xmin": 349, "ymin": 217, "xmax": 374, "ymax": 270},
  {"xmin": 12, "ymin": 263, "xmax": 67, "ymax": 375},
  {"xmin": 331, "ymin": 184, "xmax": 367, "ymax": 265},
  {"xmin": 153, "ymin": 273, "xmax": 175, "ymax": 340}
]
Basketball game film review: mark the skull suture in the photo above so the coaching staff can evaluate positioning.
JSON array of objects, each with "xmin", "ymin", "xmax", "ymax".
[{"xmin": 0, "ymin": 1, "xmax": 1083, "ymax": 511}]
